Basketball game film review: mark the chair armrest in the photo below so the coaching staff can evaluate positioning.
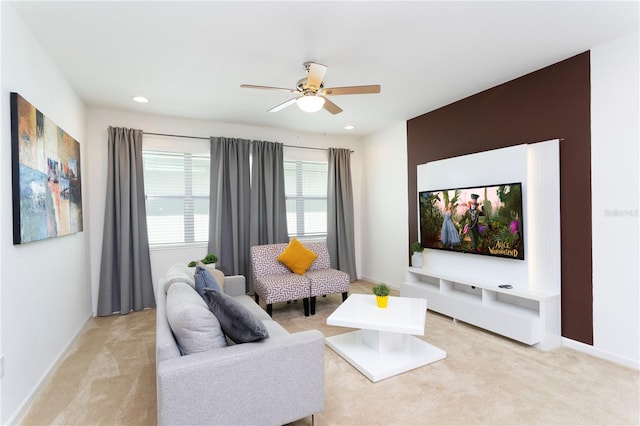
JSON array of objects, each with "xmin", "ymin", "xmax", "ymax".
[{"xmin": 157, "ymin": 329, "xmax": 325, "ymax": 426}]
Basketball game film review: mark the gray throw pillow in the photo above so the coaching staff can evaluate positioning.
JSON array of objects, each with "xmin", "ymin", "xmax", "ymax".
[
  {"xmin": 203, "ymin": 288, "xmax": 269, "ymax": 344},
  {"xmin": 165, "ymin": 282, "xmax": 227, "ymax": 354},
  {"xmin": 194, "ymin": 265, "xmax": 221, "ymax": 298}
]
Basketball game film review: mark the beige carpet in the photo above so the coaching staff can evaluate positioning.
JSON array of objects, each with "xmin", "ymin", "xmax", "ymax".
[{"xmin": 18, "ymin": 281, "xmax": 639, "ymax": 426}]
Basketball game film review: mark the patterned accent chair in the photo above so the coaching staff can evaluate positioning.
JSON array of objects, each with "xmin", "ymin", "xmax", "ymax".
[
  {"xmin": 251, "ymin": 244, "xmax": 312, "ymax": 316},
  {"xmin": 250, "ymin": 241, "xmax": 350, "ymax": 317},
  {"xmin": 303, "ymin": 241, "xmax": 350, "ymax": 315}
]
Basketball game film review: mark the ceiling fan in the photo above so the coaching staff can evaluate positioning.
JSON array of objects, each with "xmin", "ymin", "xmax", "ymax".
[{"xmin": 240, "ymin": 61, "xmax": 381, "ymax": 114}]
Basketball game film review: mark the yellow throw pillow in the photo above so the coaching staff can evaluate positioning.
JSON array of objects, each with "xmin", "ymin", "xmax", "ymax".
[{"xmin": 277, "ymin": 238, "xmax": 318, "ymax": 275}]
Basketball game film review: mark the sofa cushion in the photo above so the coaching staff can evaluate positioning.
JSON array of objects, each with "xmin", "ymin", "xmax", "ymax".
[
  {"xmin": 232, "ymin": 295, "xmax": 272, "ymax": 321},
  {"xmin": 194, "ymin": 265, "xmax": 222, "ymax": 298},
  {"xmin": 163, "ymin": 263, "xmax": 197, "ymax": 293},
  {"xmin": 166, "ymin": 282, "xmax": 227, "ymax": 354},
  {"xmin": 263, "ymin": 319, "xmax": 290, "ymax": 338},
  {"xmin": 203, "ymin": 288, "xmax": 269, "ymax": 344},
  {"xmin": 277, "ymin": 237, "xmax": 318, "ymax": 275}
]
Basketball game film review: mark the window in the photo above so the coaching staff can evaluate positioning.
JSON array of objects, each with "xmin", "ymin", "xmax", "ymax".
[
  {"xmin": 284, "ymin": 147, "xmax": 328, "ymax": 239},
  {"xmin": 142, "ymin": 138, "xmax": 210, "ymax": 246}
]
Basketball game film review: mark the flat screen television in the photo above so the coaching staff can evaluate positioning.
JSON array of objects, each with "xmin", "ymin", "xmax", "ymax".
[{"xmin": 418, "ymin": 182, "xmax": 525, "ymax": 260}]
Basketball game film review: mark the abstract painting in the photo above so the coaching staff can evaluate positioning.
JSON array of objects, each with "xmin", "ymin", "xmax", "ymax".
[{"xmin": 10, "ymin": 93, "xmax": 83, "ymax": 244}]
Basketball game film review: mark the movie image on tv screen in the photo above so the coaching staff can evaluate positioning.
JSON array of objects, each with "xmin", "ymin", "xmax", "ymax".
[{"xmin": 419, "ymin": 183, "xmax": 524, "ymax": 260}]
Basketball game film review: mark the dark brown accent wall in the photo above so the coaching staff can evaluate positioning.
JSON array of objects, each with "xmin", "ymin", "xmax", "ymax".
[{"xmin": 406, "ymin": 52, "xmax": 593, "ymax": 345}]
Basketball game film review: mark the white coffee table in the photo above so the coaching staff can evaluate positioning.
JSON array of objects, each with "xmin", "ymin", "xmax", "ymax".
[{"xmin": 325, "ymin": 294, "xmax": 446, "ymax": 382}]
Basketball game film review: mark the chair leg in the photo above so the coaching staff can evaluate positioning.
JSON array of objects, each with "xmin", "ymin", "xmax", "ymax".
[
  {"xmin": 267, "ymin": 304, "xmax": 273, "ymax": 317},
  {"xmin": 310, "ymin": 296, "xmax": 316, "ymax": 315},
  {"xmin": 312, "ymin": 414, "xmax": 315, "ymax": 426},
  {"xmin": 303, "ymin": 298, "xmax": 310, "ymax": 317},
  {"xmin": 342, "ymin": 292, "xmax": 348, "ymax": 301}
]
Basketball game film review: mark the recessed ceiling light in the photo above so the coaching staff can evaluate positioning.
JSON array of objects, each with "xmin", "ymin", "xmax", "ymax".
[
  {"xmin": 132, "ymin": 96, "xmax": 149, "ymax": 103},
  {"xmin": 344, "ymin": 125, "xmax": 355, "ymax": 130}
]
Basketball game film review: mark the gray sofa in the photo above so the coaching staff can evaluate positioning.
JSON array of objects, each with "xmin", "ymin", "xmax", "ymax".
[{"xmin": 155, "ymin": 264, "xmax": 325, "ymax": 426}]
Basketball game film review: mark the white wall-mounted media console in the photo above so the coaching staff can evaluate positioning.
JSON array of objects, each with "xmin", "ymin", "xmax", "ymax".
[{"xmin": 401, "ymin": 267, "xmax": 561, "ymax": 350}]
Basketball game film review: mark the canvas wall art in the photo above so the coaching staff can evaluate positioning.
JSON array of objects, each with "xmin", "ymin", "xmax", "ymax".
[{"xmin": 10, "ymin": 92, "xmax": 83, "ymax": 244}]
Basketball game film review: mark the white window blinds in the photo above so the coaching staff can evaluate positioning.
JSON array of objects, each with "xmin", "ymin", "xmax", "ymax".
[
  {"xmin": 283, "ymin": 147, "xmax": 328, "ymax": 239},
  {"xmin": 142, "ymin": 137, "xmax": 210, "ymax": 246}
]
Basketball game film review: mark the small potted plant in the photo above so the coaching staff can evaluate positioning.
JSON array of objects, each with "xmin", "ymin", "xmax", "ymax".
[
  {"xmin": 372, "ymin": 283, "xmax": 391, "ymax": 308},
  {"xmin": 411, "ymin": 241, "xmax": 423, "ymax": 268},
  {"xmin": 188, "ymin": 253, "xmax": 218, "ymax": 268},
  {"xmin": 201, "ymin": 253, "xmax": 218, "ymax": 267}
]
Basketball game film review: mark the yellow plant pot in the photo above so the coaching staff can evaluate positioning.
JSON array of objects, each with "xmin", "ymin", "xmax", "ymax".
[{"xmin": 376, "ymin": 295, "xmax": 389, "ymax": 308}]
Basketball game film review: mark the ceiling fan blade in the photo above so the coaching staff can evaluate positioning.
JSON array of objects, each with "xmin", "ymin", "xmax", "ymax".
[
  {"xmin": 268, "ymin": 97, "xmax": 298, "ymax": 113},
  {"xmin": 305, "ymin": 62, "xmax": 327, "ymax": 92},
  {"xmin": 241, "ymin": 84, "xmax": 298, "ymax": 94},
  {"xmin": 323, "ymin": 85, "xmax": 381, "ymax": 96},
  {"xmin": 322, "ymin": 97, "xmax": 343, "ymax": 115}
]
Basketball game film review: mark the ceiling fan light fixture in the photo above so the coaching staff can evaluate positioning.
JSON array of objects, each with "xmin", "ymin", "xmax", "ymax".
[
  {"xmin": 241, "ymin": 61, "xmax": 380, "ymax": 115},
  {"xmin": 296, "ymin": 95, "xmax": 325, "ymax": 113}
]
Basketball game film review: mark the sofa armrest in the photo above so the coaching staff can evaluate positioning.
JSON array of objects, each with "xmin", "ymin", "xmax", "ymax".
[
  {"xmin": 223, "ymin": 275, "xmax": 246, "ymax": 297},
  {"xmin": 157, "ymin": 330, "xmax": 325, "ymax": 426}
]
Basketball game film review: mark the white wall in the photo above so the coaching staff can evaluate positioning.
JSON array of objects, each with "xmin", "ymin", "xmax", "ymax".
[
  {"xmin": 0, "ymin": 4, "xmax": 4, "ymax": 420},
  {"xmin": 86, "ymin": 108, "xmax": 363, "ymax": 312},
  {"xmin": 0, "ymin": 5, "xmax": 4, "ymax": 423},
  {"xmin": 359, "ymin": 122, "xmax": 408, "ymax": 287},
  {"xmin": 0, "ymin": 4, "xmax": 91, "ymax": 423},
  {"xmin": 590, "ymin": 31, "xmax": 639, "ymax": 368}
]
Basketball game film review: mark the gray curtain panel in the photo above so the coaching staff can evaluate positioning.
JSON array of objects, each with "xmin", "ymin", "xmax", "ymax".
[
  {"xmin": 208, "ymin": 137, "xmax": 251, "ymax": 281},
  {"xmin": 327, "ymin": 148, "xmax": 357, "ymax": 282},
  {"xmin": 97, "ymin": 126, "xmax": 155, "ymax": 316},
  {"xmin": 250, "ymin": 140, "xmax": 289, "ymax": 247}
]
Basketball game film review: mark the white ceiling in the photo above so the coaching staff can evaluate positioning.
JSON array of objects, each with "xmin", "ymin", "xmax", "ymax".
[{"xmin": 9, "ymin": 1, "xmax": 639, "ymax": 137}]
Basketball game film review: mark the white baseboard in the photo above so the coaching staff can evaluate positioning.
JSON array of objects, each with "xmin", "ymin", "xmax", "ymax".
[
  {"xmin": 7, "ymin": 314, "xmax": 93, "ymax": 425},
  {"xmin": 357, "ymin": 275, "xmax": 376, "ymax": 284},
  {"xmin": 358, "ymin": 275, "xmax": 400, "ymax": 290},
  {"xmin": 562, "ymin": 338, "xmax": 640, "ymax": 370}
]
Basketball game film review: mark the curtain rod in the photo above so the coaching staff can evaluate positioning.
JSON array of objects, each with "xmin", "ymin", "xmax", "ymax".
[{"xmin": 143, "ymin": 131, "xmax": 353, "ymax": 153}]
